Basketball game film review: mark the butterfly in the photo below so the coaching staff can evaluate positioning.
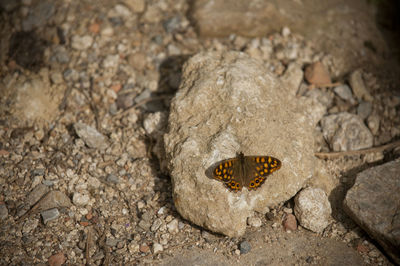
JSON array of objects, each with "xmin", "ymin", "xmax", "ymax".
[{"xmin": 212, "ymin": 152, "xmax": 281, "ymax": 192}]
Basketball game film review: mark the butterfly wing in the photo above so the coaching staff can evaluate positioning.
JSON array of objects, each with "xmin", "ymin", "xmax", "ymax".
[
  {"xmin": 244, "ymin": 156, "xmax": 282, "ymax": 190},
  {"xmin": 212, "ymin": 158, "xmax": 243, "ymax": 192}
]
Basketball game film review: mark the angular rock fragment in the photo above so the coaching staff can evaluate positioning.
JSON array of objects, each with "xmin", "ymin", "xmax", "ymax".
[{"xmin": 344, "ymin": 159, "xmax": 400, "ymax": 264}]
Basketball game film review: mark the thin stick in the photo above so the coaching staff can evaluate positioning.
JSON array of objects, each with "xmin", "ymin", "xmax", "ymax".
[
  {"xmin": 113, "ymin": 96, "xmax": 170, "ymax": 119},
  {"xmin": 315, "ymin": 140, "xmax": 400, "ymax": 159}
]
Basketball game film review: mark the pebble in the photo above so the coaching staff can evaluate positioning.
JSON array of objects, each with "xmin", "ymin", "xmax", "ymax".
[
  {"xmin": 123, "ymin": 0, "xmax": 145, "ymax": 13},
  {"xmin": 153, "ymin": 242, "xmax": 163, "ymax": 253},
  {"xmin": 283, "ymin": 207, "xmax": 293, "ymax": 214},
  {"xmin": 266, "ymin": 212, "xmax": 275, "ymax": 221},
  {"xmin": 239, "ymin": 241, "xmax": 251, "ymax": 254},
  {"xmin": 106, "ymin": 237, "xmax": 118, "ymax": 247},
  {"xmin": 71, "ymin": 35, "xmax": 93, "ymax": 50},
  {"xmin": 138, "ymin": 219, "xmax": 151, "ymax": 231},
  {"xmin": 22, "ymin": 1, "xmax": 55, "ymax": 31},
  {"xmin": 52, "ymin": 46, "xmax": 70, "ymax": 64},
  {"xmin": 334, "ymin": 85, "xmax": 355, "ymax": 103},
  {"xmin": 167, "ymin": 218, "xmax": 179, "ymax": 234},
  {"xmin": 41, "ymin": 208, "xmax": 60, "ymax": 224},
  {"xmin": 349, "ymin": 69, "xmax": 373, "ymax": 101},
  {"xmin": 357, "ymin": 101, "xmax": 372, "ymax": 120},
  {"xmin": 50, "ymin": 72, "xmax": 63, "ymax": 84},
  {"xmin": 368, "ymin": 250, "xmax": 380, "ymax": 258},
  {"xmin": 367, "ymin": 115, "xmax": 380, "ymax": 135},
  {"xmin": 282, "ymin": 26, "xmax": 291, "ymax": 37},
  {"xmin": 114, "ymin": 4, "xmax": 132, "ymax": 17},
  {"xmin": 143, "ymin": 112, "xmax": 167, "ymax": 136},
  {"xmin": 304, "ymin": 61, "xmax": 331, "ymax": 86},
  {"xmin": 163, "ymin": 16, "xmax": 181, "ymax": 33},
  {"xmin": 282, "ymin": 213, "xmax": 297, "ymax": 232},
  {"xmin": 23, "ymin": 218, "xmax": 39, "ymax": 234},
  {"xmin": 72, "ymin": 192, "xmax": 90, "ymax": 206},
  {"xmin": 102, "ymin": 54, "xmax": 120, "ymax": 69},
  {"xmin": 139, "ymin": 243, "xmax": 150, "ymax": 253},
  {"xmin": 247, "ymin": 216, "xmax": 262, "ymax": 228},
  {"xmin": 151, "ymin": 218, "xmax": 163, "ymax": 232},
  {"xmin": 26, "ymin": 184, "xmax": 50, "ymax": 207},
  {"xmin": 0, "ymin": 203, "xmax": 8, "ymax": 219},
  {"xmin": 74, "ymin": 122, "xmax": 108, "ymax": 150},
  {"xmin": 106, "ymin": 174, "xmax": 120, "ymax": 184},
  {"xmin": 48, "ymin": 251, "xmax": 66, "ymax": 266}
]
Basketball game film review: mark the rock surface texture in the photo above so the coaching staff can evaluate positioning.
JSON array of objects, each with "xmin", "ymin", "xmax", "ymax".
[
  {"xmin": 344, "ymin": 159, "xmax": 400, "ymax": 264},
  {"xmin": 164, "ymin": 51, "xmax": 316, "ymax": 237}
]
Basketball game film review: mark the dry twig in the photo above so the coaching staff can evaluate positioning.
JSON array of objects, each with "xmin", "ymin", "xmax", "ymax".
[{"xmin": 315, "ymin": 140, "xmax": 400, "ymax": 159}]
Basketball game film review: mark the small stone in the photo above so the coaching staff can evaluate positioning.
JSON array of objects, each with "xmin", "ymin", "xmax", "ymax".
[
  {"xmin": 283, "ymin": 207, "xmax": 293, "ymax": 214},
  {"xmin": 50, "ymin": 72, "xmax": 63, "ymax": 84},
  {"xmin": 266, "ymin": 212, "xmax": 275, "ymax": 221},
  {"xmin": 139, "ymin": 244, "xmax": 150, "ymax": 253},
  {"xmin": 106, "ymin": 237, "xmax": 118, "ymax": 247},
  {"xmin": 239, "ymin": 241, "xmax": 251, "ymax": 254},
  {"xmin": 167, "ymin": 218, "xmax": 179, "ymax": 234},
  {"xmin": 48, "ymin": 251, "xmax": 66, "ymax": 266},
  {"xmin": 294, "ymin": 187, "xmax": 332, "ymax": 233},
  {"xmin": 106, "ymin": 174, "xmax": 120, "ymax": 184},
  {"xmin": 334, "ymin": 85, "xmax": 355, "ymax": 102},
  {"xmin": 71, "ymin": 35, "xmax": 93, "ymax": 50},
  {"xmin": 234, "ymin": 249, "xmax": 241, "ymax": 256},
  {"xmin": 116, "ymin": 93, "xmax": 135, "ymax": 110},
  {"xmin": 23, "ymin": 218, "xmax": 39, "ymax": 234},
  {"xmin": 72, "ymin": 192, "xmax": 90, "ymax": 206},
  {"xmin": 123, "ymin": 0, "xmax": 145, "ymax": 13},
  {"xmin": 282, "ymin": 26, "xmax": 291, "ymax": 37},
  {"xmin": 282, "ymin": 213, "xmax": 297, "ymax": 232},
  {"xmin": 356, "ymin": 243, "xmax": 369, "ymax": 253},
  {"xmin": 26, "ymin": 184, "xmax": 50, "ymax": 207},
  {"xmin": 41, "ymin": 208, "xmax": 60, "ymax": 224},
  {"xmin": 128, "ymin": 52, "xmax": 147, "ymax": 70},
  {"xmin": 114, "ymin": 4, "xmax": 132, "ymax": 17},
  {"xmin": 0, "ymin": 203, "xmax": 8, "ymax": 219},
  {"xmin": 368, "ymin": 250, "xmax": 380, "ymax": 258},
  {"xmin": 349, "ymin": 69, "xmax": 373, "ymax": 102},
  {"xmin": 143, "ymin": 112, "xmax": 167, "ymax": 136},
  {"xmin": 247, "ymin": 216, "xmax": 262, "ymax": 228},
  {"xmin": 138, "ymin": 219, "xmax": 151, "ymax": 231},
  {"xmin": 151, "ymin": 218, "xmax": 163, "ymax": 232},
  {"xmin": 153, "ymin": 242, "xmax": 163, "ymax": 253},
  {"xmin": 74, "ymin": 122, "xmax": 108, "ymax": 150},
  {"xmin": 305, "ymin": 62, "xmax": 331, "ymax": 86},
  {"xmin": 357, "ymin": 102, "xmax": 372, "ymax": 120},
  {"xmin": 102, "ymin": 54, "xmax": 120, "ymax": 69},
  {"xmin": 367, "ymin": 115, "xmax": 380, "ymax": 135}
]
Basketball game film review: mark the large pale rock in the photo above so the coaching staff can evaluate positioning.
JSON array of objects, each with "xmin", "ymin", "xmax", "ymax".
[
  {"xmin": 0, "ymin": 70, "xmax": 64, "ymax": 125},
  {"xmin": 320, "ymin": 112, "xmax": 373, "ymax": 152},
  {"xmin": 164, "ymin": 51, "xmax": 316, "ymax": 237},
  {"xmin": 344, "ymin": 159, "xmax": 400, "ymax": 264}
]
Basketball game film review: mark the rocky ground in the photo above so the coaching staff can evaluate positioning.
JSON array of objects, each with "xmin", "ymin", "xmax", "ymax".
[{"xmin": 0, "ymin": 0, "xmax": 399, "ymax": 265}]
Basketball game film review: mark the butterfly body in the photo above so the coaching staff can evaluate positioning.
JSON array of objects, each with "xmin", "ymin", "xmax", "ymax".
[{"xmin": 213, "ymin": 152, "xmax": 281, "ymax": 192}]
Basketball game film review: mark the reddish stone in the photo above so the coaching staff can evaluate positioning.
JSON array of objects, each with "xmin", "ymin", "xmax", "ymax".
[
  {"xmin": 356, "ymin": 243, "xmax": 369, "ymax": 253},
  {"xmin": 0, "ymin": 150, "xmax": 9, "ymax": 156},
  {"xmin": 283, "ymin": 213, "xmax": 297, "ymax": 232},
  {"xmin": 48, "ymin": 251, "xmax": 66, "ymax": 266},
  {"xmin": 139, "ymin": 244, "xmax": 150, "ymax": 253},
  {"xmin": 304, "ymin": 61, "xmax": 332, "ymax": 86}
]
